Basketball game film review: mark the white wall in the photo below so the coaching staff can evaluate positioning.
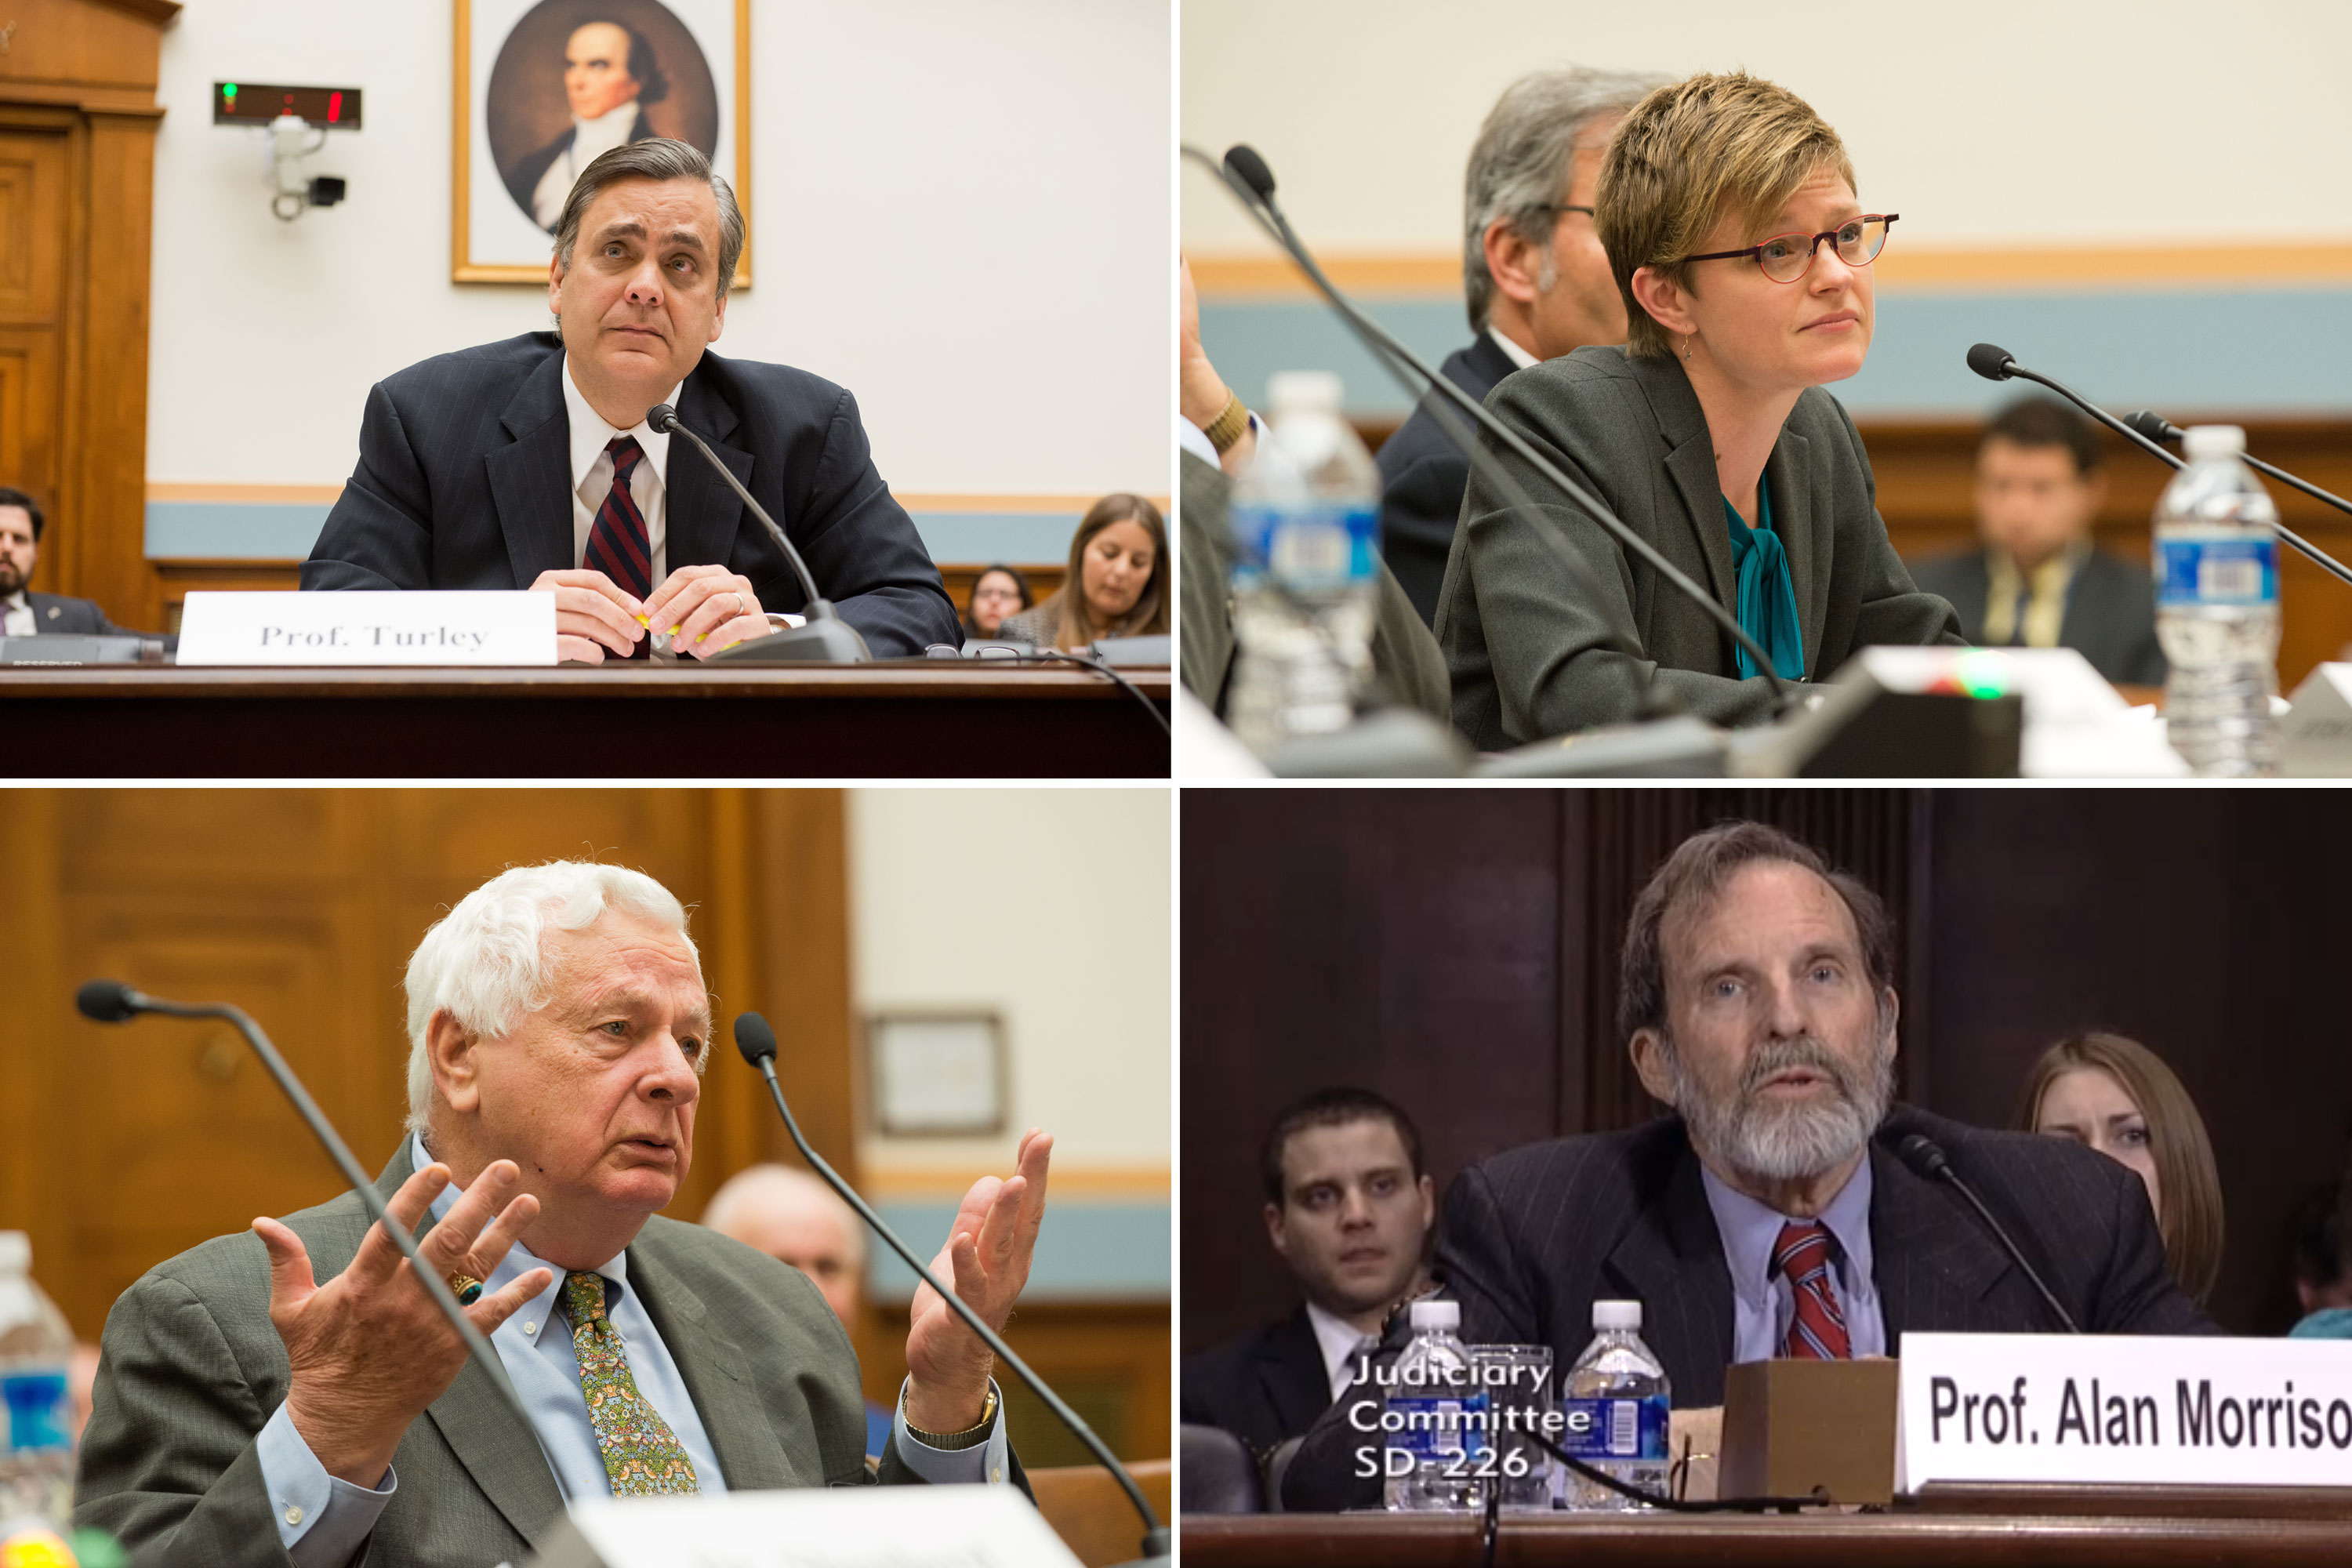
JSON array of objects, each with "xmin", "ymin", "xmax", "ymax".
[
  {"xmin": 847, "ymin": 788, "xmax": 1170, "ymax": 1182},
  {"xmin": 148, "ymin": 0, "xmax": 1170, "ymax": 495},
  {"xmin": 1182, "ymin": 0, "xmax": 2352, "ymax": 253}
]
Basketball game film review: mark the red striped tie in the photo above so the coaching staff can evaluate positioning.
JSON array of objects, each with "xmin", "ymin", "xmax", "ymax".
[
  {"xmin": 1773, "ymin": 1220, "xmax": 1852, "ymax": 1359},
  {"xmin": 583, "ymin": 435, "xmax": 651, "ymax": 659}
]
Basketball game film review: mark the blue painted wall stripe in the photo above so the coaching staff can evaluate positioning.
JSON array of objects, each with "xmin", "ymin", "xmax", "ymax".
[{"xmin": 865, "ymin": 1200, "xmax": 1169, "ymax": 1302}]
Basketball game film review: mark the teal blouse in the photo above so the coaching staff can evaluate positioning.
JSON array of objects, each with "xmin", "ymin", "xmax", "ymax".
[{"xmin": 1723, "ymin": 477, "xmax": 1806, "ymax": 682}]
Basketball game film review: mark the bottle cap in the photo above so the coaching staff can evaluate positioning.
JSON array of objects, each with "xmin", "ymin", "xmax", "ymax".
[
  {"xmin": 1592, "ymin": 1298, "xmax": 1641, "ymax": 1330},
  {"xmin": 2182, "ymin": 424, "xmax": 2246, "ymax": 461},
  {"xmin": 1408, "ymin": 1298, "xmax": 1460, "ymax": 1330},
  {"xmin": 0, "ymin": 1232, "xmax": 27, "ymax": 1273},
  {"xmin": 1266, "ymin": 370, "xmax": 1343, "ymax": 416}
]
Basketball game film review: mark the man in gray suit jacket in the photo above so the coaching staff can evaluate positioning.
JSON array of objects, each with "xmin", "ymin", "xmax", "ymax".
[
  {"xmin": 78, "ymin": 860, "xmax": 1046, "ymax": 1565},
  {"xmin": 0, "ymin": 488, "xmax": 145, "ymax": 637}
]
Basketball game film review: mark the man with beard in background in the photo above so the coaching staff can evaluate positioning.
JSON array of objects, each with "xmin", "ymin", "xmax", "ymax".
[{"xmin": 1283, "ymin": 820, "xmax": 2213, "ymax": 1510}]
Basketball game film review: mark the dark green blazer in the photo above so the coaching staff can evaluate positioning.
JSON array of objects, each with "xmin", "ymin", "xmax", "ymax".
[
  {"xmin": 1436, "ymin": 346, "xmax": 1962, "ymax": 746},
  {"xmin": 75, "ymin": 1139, "xmax": 984, "ymax": 1566}
]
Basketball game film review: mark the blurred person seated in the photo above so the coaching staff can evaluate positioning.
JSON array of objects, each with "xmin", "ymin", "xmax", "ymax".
[
  {"xmin": 2016, "ymin": 1031, "xmax": 2223, "ymax": 1306},
  {"xmin": 1285, "ymin": 821, "xmax": 2210, "ymax": 1511},
  {"xmin": 0, "ymin": 488, "xmax": 145, "ymax": 637},
  {"xmin": 1378, "ymin": 67, "xmax": 1661, "ymax": 626},
  {"xmin": 1910, "ymin": 397, "xmax": 2165, "ymax": 687},
  {"xmin": 701, "ymin": 1163, "xmax": 894, "ymax": 1458},
  {"xmin": 999, "ymin": 495, "xmax": 1168, "ymax": 650},
  {"xmin": 2288, "ymin": 1173, "xmax": 2352, "ymax": 1338},
  {"xmin": 962, "ymin": 564, "xmax": 1033, "ymax": 641},
  {"xmin": 1181, "ymin": 1090, "xmax": 1434, "ymax": 1457}
]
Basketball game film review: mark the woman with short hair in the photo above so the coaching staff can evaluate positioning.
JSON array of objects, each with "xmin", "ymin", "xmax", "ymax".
[
  {"xmin": 961, "ymin": 564, "xmax": 1033, "ymax": 641},
  {"xmin": 1001, "ymin": 493, "xmax": 1168, "ymax": 652},
  {"xmin": 1439, "ymin": 72, "xmax": 1962, "ymax": 745}
]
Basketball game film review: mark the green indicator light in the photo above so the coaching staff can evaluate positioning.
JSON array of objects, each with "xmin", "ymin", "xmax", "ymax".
[{"xmin": 224, "ymin": 83, "xmax": 238, "ymax": 99}]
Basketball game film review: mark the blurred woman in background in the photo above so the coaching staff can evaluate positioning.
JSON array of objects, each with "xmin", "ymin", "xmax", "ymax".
[
  {"xmin": 1001, "ymin": 492, "xmax": 1168, "ymax": 651},
  {"xmin": 2017, "ymin": 1031, "xmax": 2224, "ymax": 1305},
  {"xmin": 963, "ymin": 563, "xmax": 1033, "ymax": 641}
]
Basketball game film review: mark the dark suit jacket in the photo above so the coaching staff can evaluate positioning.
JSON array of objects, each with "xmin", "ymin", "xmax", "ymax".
[
  {"xmin": 500, "ymin": 112, "xmax": 659, "ymax": 227},
  {"xmin": 1283, "ymin": 1104, "xmax": 2212, "ymax": 1511},
  {"xmin": 1178, "ymin": 449, "xmax": 1452, "ymax": 727},
  {"xmin": 1908, "ymin": 546, "xmax": 2167, "ymax": 687},
  {"xmin": 1377, "ymin": 332, "xmax": 1519, "ymax": 626},
  {"xmin": 76, "ymin": 1138, "xmax": 1018, "ymax": 1566},
  {"xmin": 301, "ymin": 332, "xmax": 960, "ymax": 659},
  {"xmin": 18, "ymin": 591, "xmax": 138, "ymax": 635},
  {"xmin": 1180, "ymin": 1303, "xmax": 1333, "ymax": 1459},
  {"xmin": 1437, "ymin": 346, "xmax": 1964, "ymax": 745}
]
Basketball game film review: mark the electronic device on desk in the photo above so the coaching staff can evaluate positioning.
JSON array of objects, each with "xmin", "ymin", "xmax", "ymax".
[
  {"xmin": 0, "ymin": 635, "xmax": 168, "ymax": 666},
  {"xmin": 1736, "ymin": 648, "xmax": 2024, "ymax": 777}
]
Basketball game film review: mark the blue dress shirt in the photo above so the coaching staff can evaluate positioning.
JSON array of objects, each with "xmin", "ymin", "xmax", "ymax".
[
  {"xmin": 258, "ymin": 1133, "xmax": 1005, "ymax": 1566},
  {"xmin": 1699, "ymin": 1156, "xmax": 1887, "ymax": 1364}
]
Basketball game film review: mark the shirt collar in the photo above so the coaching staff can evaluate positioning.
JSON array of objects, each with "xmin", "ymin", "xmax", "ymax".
[
  {"xmin": 1303, "ymin": 1299, "xmax": 1377, "ymax": 1390},
  {"xmin": 3, "ymin": 590, "xmax": 25, "ymax": 612},
  {"xmin": 1699, "ymin": 1152, "xmax": 1875, "ymax": 1309},
  {"xmin": 1488, "ymin": 325, "xmax": 1541, "ymax": 373},
  {"xmin": 409, "ymin": 1129, "xmax": 630, "ymax": 1295},
  {"xmin": 562, "ymin": 355, "xmax": 681, "ymax": 495}
]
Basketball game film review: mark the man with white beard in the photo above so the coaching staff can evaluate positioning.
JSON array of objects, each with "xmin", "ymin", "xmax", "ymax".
[{"xmin": 1282, "ymin": 820, "xmax": 2213, "ymax": 1511}]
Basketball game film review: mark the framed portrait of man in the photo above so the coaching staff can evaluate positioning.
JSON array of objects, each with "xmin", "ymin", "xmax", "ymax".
[{"xmin": 453, "ymin": 0, "xmax": 750, "ymax": 285}]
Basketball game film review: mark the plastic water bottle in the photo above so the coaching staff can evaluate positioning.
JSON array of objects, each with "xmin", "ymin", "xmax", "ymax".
[
  {"xmin": 1225, "ymin": 370, "xmax": 1381, "ymax": 755},
  {"xmin": 0, "ymin": 1234, "xmax": 76, "ymax": 1534},
  {"xmin": 1383, "ymin": 1300, "xmax": 1488, "ymax": 1512},
  {"xmin": 1559, "ymin": 1300, "xmax": 1670, "ymax": 1511},
  {"xmin": 2154, "ymin": 424, "xmax": 2281, "ymax": 776}
]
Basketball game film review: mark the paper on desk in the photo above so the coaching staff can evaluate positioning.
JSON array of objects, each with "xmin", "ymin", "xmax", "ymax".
[{"xmin": 528, "ymin": 1486, "xmax": 1087, "ymax": 1568}]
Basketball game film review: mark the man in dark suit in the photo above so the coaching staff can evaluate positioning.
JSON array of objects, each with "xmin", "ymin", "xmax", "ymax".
[
  {"xmin": 1377, "ymin": 68, "xmax": 1661, "ymax": 624},
  {"xmin": 0, "ymin": 487, "xmax": 143, "ymax": 637},
  {"xmin": 78, "ymin": 860, "xmax": 1044, "ymax": 1565},
  {"xmin": 1284, "ymin": 821, "xmax": 2211, "ymax": 1509},
  {"xmin": 1909, "ymin": 397, "xmax": 2165, "ymax": 687},
  {"xmin": 305, "ymin": 137, "xmax": 960, "ymax": 661},
  {"xmin": 1183, "ymin": 1090, "xmax": 1435, "ymax": 1458}
]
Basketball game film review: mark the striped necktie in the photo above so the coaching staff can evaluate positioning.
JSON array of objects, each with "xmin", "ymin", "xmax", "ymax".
[
  {"xmin": 584, "ymin": 437, "xmax": 653, "ymax": 662},
  {"xmin": 1772, "ymin": 1220, "xmax": 1853, "ymax": 1359},
  {"xmin": 564, "ymin": 1270, "xmax": 701, "ymax": 1495}
]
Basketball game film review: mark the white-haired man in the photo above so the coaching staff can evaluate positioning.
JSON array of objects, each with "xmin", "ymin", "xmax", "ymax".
[
  {"xmin": 702, "ymin": 1164, "xmax": 895, "ymax": 1457},
  {"xmin": 77, "ymin": 861, "xmax": 1050, "ymax": 1566}
]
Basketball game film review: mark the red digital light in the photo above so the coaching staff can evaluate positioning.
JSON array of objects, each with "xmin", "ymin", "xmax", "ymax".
[{"xmin": 328, "ymin": 92, "xmax": 342, "ymax": 123}]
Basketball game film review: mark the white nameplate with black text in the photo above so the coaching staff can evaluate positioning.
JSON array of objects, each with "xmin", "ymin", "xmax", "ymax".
[
  {"xmin": 1898, "ymin": 1332, "xmax": 2352, "ymax": 1491},
  {"xmin": 176, "ymin": 591, "xmax": 557, "ymax": 666}
]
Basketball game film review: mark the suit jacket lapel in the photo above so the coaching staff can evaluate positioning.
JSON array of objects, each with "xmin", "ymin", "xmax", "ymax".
[
  {"xmin": 485, "ymin": 352, "xmax": 578, "ymax": 586},
  {"xmin": 1764, "ymin": 428, "xmax": 1824, "ymax": 676},
  {"xmin": 1868, "ymin": 1138, "xmax": 2014, "ymax": 1352},
  {"xmin": 1600, "ymin": 1142, "xmax": 1735, "ymax": 1406},
  {"xmin": 630, "ymin": 1241, "xmax": 800, "ymax": 1490},
  {"xmin": 1258, "ymin": 1303, "xmax": 1337, "ymax": 1436},
  {"xmin": 1629, "ymin": 355, "xmax": 1739, "ymax": 615},
  {"xmin": 666, "ymin": 368, "xmax": 750, "ymax": 579}
]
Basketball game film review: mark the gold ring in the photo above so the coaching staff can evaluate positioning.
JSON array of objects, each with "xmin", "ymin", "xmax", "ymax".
[{"xmin": 447, "ymin": 1273, "xmax": 484, "ymax": 1306}]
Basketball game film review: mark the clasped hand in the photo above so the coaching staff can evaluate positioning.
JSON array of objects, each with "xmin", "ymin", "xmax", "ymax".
[
  {"xmin": 529, "ymin": 564, "xmax": 774, "ymax": 663},
  {"xmin": 902, "ymin": 1130, "xmax": 1053, "ymax": 1435}
]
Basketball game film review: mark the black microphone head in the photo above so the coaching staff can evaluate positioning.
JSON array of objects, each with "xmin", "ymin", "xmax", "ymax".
[
  {"xmin": 1223, "ymin": 143, "xmax": 1276, "ymax": 203},
  {"xmin": 1965, "ymin": 343, "xmax": 2016, "ymax": 382},
  {"xmin": 1895, "ymin": 1132, "xmax": 1951, "ymax": 1178},
  {"xmin": 76, "ymin": 979, "xmax": 140, "ymax": 1023},
  {"xmin": 647, "ymin": 403, "xmax": 681, "ymax": 434},
  {"xmin": 734, "ymin": 1011, "xmax": 779, "ymax": 1068},
  {"xmin": 2124, "ymin": 409, "xmax": 2181, "ymax": 444}
]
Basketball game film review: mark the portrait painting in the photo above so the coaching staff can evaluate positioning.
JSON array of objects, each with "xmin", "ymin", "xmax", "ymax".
[{"xmin": 454, "ymin": 0, "xmax": 750, "ymax": 285}]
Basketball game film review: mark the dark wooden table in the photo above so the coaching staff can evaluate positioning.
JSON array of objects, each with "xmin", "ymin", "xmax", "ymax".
[{"xmin": 0, "ymin": 663, "xmax": 1171, "ymax": 777}]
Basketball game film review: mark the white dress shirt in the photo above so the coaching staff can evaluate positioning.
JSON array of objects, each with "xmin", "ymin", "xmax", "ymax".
[
  {"xmin": 532, "ymin": 101, "xmax": 642, "ymax": 229},
  {"xmin": 2, "ymin": 590, "xmax": 30, "ymax": 636},
  {"xmin": 563, "ymin": 357, "xmax": 682, "ymax": 586},
  {"xmin": 1488, "ymin": 325, "xmax": 1541, "ymax": 373},
  {"xmin": 1304, "ymin": 1301, "xmax": 1380, "ymax": 1404}
]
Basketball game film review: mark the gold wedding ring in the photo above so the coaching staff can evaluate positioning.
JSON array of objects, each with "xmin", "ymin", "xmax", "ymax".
[{"xmin": 447, "ymin": 1272, "xmax": 485, "ymax": 1306}]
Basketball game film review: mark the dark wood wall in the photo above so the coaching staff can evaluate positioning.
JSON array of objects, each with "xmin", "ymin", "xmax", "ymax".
[{"xmin": 1180, "ymin": 788, "xmax": 2352, "ymax": 1353}]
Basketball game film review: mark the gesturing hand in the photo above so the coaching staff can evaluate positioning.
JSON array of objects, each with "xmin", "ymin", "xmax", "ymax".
[
  {"xmin": 255, "ymin": 1160, "xmax": 550, "ymax": 1485},
  {"xmin": 902, "ymin": 1130, "xmax": 1051, "ymax": 1435}
]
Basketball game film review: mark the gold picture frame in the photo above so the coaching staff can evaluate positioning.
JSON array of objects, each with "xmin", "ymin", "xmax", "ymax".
[{"xmin": 452, "ymin": 0, "xmax": 752, "ymax": 287}]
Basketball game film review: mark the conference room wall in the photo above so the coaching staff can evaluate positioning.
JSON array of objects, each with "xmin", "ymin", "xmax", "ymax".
[
  {"xmin": 1179, "ymin": 788, "xmax": 2352, "ymax": 1356},
  {"xmin": 140, "ymin": 0, "xmax": 1170, "ymax": 566}
]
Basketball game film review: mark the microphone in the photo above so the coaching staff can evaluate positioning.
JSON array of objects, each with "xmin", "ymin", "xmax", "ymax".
[
  {"xmin": 2126, "ymin": 408, "xmax": 2352, "ymax": 525},
  {"xmin": 644, "ymin": 403, "xmax": 873, "ymax": 664},
  {"xmin": 1966, "ymin": 346, "xmax": 2352, "ymax": 589},
  {"xmin": 1182, "ymin": 143, "xmax": 1800, "ymax": 717},
  {"xmin": 76, "ymin": 980, "xmax": 573, "ymax": 1502},
  {"xmin": 1893, "ymin": 1132, "xmax": 2080, "ymax": 1334},
  {"xmin": 732, "ymin": 1012, "xmax": 1169, "ymax": 1568}
]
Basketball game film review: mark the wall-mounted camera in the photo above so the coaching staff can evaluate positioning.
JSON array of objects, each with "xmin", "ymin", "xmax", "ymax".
[{"xmin": 213, "ymin": 83, "xmax": 362, "ymax": 222}]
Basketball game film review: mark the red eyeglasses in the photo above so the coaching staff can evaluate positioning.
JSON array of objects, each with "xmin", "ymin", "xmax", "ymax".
[{"xmin": 1680, "ymin": 214, "xmax": 1899, "ymax": 283}]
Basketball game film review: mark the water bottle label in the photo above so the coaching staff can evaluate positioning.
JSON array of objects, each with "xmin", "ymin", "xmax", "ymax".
[
  {"xmin": 1, "ymin": 1370, "xmax": 70, "ymax": 1454},
  {"xmin": 1383, "ymin": 1392, "xmax": 1493, "ymax": 1463},
  {"xmin": 1230, "ymin": 502, "xmax": 1379, "ymax": 593},
  {"xmin": 1557, "ymin": 1395, "xmax": 1668, "ymax": 1460},
  {"xmin": 2156, "ymin": 535, "xmax": 2277, "ymax": 607}
]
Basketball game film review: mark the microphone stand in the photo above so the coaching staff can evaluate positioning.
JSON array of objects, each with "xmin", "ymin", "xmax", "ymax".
[
  {"xmin": 74, "ymin": 982, "xmax": 572, "ymax": 1503},
  {"xmin": 2127, "ymin": 409, "xmax": 2352, "ymax": 524},
  {"xmin": 734, "ymin": 1013, "xmax": 1168, "ymax": 1568}
]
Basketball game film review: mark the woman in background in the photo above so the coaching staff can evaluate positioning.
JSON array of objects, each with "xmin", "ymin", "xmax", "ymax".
[
  {"xmin": 1001, "ymin": 493, "xmax": 1168, "ymax": 652},
  {"xmin": 963, "ymin": 564, "xmax": 1033, "ymax": 641},
  {"xmin": 2017, "ymin": 1032, "xmax": 2224, "ymax": 1305}
]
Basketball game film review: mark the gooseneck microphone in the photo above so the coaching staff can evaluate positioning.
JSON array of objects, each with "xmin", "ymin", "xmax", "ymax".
[
  {"xmin": 2125, "ymin": 408, "xmax": 2352, "ymax": 525},
  {"xmin": 1966, "ymin": 345, "xmax": 2352, "ymax": 588},
  {"xmin": 75, "ymin": 980, "xmax": 573, "ymax": 1502},
  {"xmin": 1893, "ymin": 1132, "xmax": 2080, "ymax": 1334},
  {"xmin": 733, "ymin": 1013, "xmax": 1169, "ymax": 1568},
  {"xmin": 644, "ymin": 404, "xmax": 873, "ymax": 663},
  {"xmin": 1183, "ymin": 143, "xmax": 1800, "ymax": 717}
]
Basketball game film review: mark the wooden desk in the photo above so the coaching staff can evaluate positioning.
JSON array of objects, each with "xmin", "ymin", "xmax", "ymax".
[{"xmin": 0, "ymin": 663, "xmax": 1171, "ymax": 778}]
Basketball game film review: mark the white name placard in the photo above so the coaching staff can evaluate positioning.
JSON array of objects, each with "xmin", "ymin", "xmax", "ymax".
[
  {"xmin": 1898, "ymin": 1332, "xmax": 2352, "ymax": 1491},
  {"xmin": 176, "ymin": 591, "xmax": 556, "ymax": 666},
  {"xmin": 528, "ymin": 1485, "xmax": 1086, "ymax": 1568}
]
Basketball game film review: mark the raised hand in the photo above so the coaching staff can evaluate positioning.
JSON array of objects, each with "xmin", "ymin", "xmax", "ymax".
[{"xmin": 902, "ymin": 1130, "xmax": 1052, "ymax": 1435}]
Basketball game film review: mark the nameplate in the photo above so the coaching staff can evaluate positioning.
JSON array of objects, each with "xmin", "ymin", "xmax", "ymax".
[
  {"xmin": 1898, "ymin": 1332, "xmax": 2352, "ymax": 1491},
  {"xmin": 176, "ymin": 592, "xmax": 555, "ymax": 666},
  {"xmin": 527, "ymin": 1486, "xmax": 1084, "ymax": 1568}
]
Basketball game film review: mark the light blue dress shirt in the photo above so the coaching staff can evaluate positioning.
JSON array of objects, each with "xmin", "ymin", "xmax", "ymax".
[
  {"xmin": 1699, "ymin": 1156, "xmax": 1887, "ymax": 1364},
  {"xmin": 259, "ymin": 1133, "xmax": 1005, "ymax": 1566}
]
